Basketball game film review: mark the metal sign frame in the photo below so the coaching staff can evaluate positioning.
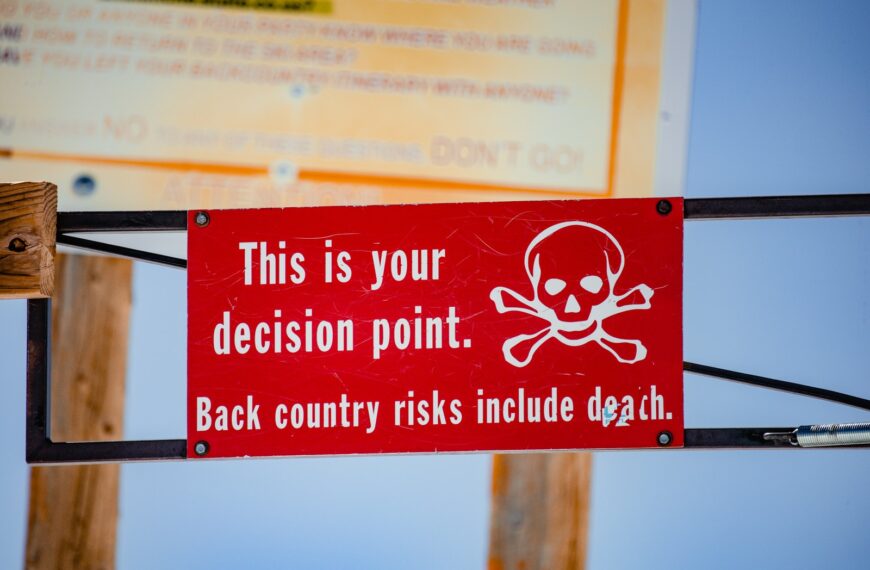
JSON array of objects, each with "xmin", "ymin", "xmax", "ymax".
[{"xmin": 26, "ymin": 194, "xmax": 870, "ymax": 464}]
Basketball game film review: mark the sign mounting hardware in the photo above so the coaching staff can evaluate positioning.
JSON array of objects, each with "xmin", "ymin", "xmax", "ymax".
[{"xmin": 19, "ymin": 193, "xmax": 870, "ymax": 464}]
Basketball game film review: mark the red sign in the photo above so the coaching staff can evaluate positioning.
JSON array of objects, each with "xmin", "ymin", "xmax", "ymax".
[{"xmin": 187, "ymin": 198, "xmax": 684, "ymax": 459}]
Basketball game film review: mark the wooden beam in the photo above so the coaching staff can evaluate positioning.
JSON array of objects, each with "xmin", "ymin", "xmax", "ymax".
[
  {"xmin": 25, "ymin": 253, "xmax": 132, "ymax": 570},
  {"xmin": 0, "ymin": 181, "xmax": 57, "ymax": 299},
  {"xmin": 488, "ymin": 452, "xmax": 593, "ymax": 570}
]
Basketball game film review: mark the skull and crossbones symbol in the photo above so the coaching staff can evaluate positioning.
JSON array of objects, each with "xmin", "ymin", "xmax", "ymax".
[{"xmin": 489, "ymin": 221, "xmax": 653, "ymax": 368}]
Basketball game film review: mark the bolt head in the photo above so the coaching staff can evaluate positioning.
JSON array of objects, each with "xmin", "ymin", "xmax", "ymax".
[
  {"xmin": 194, "ymin": 441, "xmax": 209, "ymax": 456},
  {"xmin": 657, "ymin": 431, "xmax": 673, "ymax": 446},
  {"xmin": 195, "ymin": 211, "xmax": 210, "ymax": 227},
  {"xmin": 656, "ymin": 200, "xmax": 672, "ymax": 216}
]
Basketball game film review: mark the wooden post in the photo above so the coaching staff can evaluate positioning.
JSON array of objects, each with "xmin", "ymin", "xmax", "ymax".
[
  {"xmin": 0, "ymin": 181, "xmax": 56, "ymax": 299},
  {"xmin": 25, "ymin": 253, "xmax": 132, "ymax": 570},
  {"xmin": 488, "ymin": 452, "xmax": 593, "ymax": 570}
]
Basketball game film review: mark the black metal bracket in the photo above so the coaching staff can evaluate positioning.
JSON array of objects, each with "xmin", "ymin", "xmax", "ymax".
[
  {"xmin": 25, "ymin": 194, "xmax": 870, "ymax": 464},
  {"xmin": 26, "ymin": 299, "xmax": 187, "ymax": 463}
]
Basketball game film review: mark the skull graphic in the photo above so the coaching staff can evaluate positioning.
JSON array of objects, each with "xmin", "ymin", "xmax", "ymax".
[{"xmin": 490, "ymin": 221, "xmax": 653, "ymax": 368}]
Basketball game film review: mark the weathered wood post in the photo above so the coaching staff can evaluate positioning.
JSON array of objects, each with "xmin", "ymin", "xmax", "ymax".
[
  {"xmin": 1, "ymin": 181, "xmax": 131, "ymax": 569},
  {"xmin": 0, "ymin": 181, "xmax": 56, "ymax": 299},
  {"xmin": 488, "ymin": 452, "xmax": 592, "ymax": 570},
  {"xmin": 24, "ymin": 252, "xmax": 132, "ymax": 569}
]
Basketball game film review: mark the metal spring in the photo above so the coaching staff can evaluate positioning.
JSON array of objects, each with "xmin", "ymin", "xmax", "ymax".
[{"xmin": 796, "ymin": 423, "xmax": 870, "ymax": 447}]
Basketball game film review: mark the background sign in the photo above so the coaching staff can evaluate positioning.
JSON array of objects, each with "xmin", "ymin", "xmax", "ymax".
[
  {"xmin": 0, "ymin": 0, "xmax": 693, "ymax": 210},
  {"xmin": 187, "ymin": 198, "xmax": 684, "ymax": 458}
]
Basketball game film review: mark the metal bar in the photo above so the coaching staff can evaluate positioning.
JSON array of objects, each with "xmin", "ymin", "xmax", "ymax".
[
  {"xmin": 27, "ymin": 439, "xmax": 187, "ymax": 464},
  {"xmin": 49, "ymin": 195, "xmax": 870, "ymax": 273},
  {"xmin": 53, "ymin": 195, "xmax": 870, "ymax": 235},
  {"xmin": 685, "ymin": 428, "xmax": 793, "ymax": 448},
  {"xmin": 684, "ymin": 427, "xmax": 870, "ymax": 449},
  {"xmin": 57, "ymin": 210, "xmax": 187, "ymax": 233},
  {"xmin": 685, "ymin": 428, "xmax": 794, "ymax": 448},
  {"xmin": 57, "ymin": 234, "xmax": 187, "ymax": 269},
  {"xmin": 684, "ymin": 362, "xmax": 870, "ymax": 412},
  {"xmin": 27, "ymin": 428, "xmax": 869, "ymax": 463},
  {"xmin": 683, "ymin": 193, "xmax": 870, "ymax": 220},
  {"xmin": 25, "ymin": 299, "xmax": 187, "ymax": 464},
  {"xmin": 25, "ymin": 299, "xmax": 50, "ymax": 463}
]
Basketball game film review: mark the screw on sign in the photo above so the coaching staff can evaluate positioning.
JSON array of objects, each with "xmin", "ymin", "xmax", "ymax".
[
  {"xmin": 186, "ymin": 198, "xmax": 684, "ymax": 459},
  {"xmin": 657, "ymin": 199, "xmax": 673, "ymax": 215}
]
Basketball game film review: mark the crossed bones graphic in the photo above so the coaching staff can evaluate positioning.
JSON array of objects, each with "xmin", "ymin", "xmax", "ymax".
[{"xmin": 489, "ymin": 221, "xmax": 654, "ymax": 368}]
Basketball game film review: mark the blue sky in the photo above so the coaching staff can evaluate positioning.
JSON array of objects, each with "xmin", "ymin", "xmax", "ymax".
[{"xmin": 2, "ymin": 1, "xmax": 869, "ymax": 568}]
